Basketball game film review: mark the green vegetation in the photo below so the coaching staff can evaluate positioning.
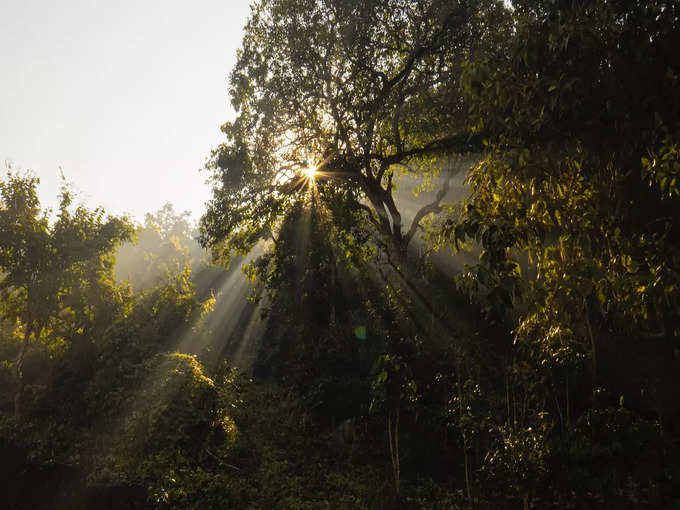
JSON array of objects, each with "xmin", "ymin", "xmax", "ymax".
[{"xmin": 1, "ymin": 1, "xmax": 679, "ymax": 508}]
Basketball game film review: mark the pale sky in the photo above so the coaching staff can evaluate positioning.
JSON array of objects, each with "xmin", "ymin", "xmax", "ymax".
[{"xmin": 0, "ymin": 1, "xmax": 252, "ymax": 222}]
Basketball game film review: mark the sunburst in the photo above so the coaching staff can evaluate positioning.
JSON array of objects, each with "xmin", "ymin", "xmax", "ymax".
[{"xmin": 301, "ymin": 162, "xmax": 319, "ymax": 180}]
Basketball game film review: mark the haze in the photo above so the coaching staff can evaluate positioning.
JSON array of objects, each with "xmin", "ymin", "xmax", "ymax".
[{"xmin": 0, "ymin": 0, "xmax": 252, "ymax": 221}]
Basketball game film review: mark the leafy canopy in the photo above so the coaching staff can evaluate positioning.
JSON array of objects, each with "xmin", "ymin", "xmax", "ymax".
[
  {"xmin": 200, "ymin": 0, "xmax": 510, "ymax": 264},
  {"xmin": 454, "ymin": 0, "xmax": 680, "ymax": 366},
  {"xmin": 0, "ymin": 172, "xmax": 134, "ymax": 366}
]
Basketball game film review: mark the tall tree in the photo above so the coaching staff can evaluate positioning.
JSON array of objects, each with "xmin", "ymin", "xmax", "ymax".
[
  {"xmin": 200, "ymin": 0, "xmax": 510, "ymax": 266},
  {"xmin": 452, "ymin": 0, "xmax": 680, "ymax": 438}
]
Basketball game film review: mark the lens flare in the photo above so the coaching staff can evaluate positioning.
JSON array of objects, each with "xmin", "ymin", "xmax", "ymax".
[{"xmin": 301, "ymin": 163, "xmax": 318, "ymax": 179}]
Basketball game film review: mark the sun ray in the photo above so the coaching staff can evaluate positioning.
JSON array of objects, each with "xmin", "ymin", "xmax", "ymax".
[{"xmin": 301, "ymin": 162, "xmax": 319, "ymax": 180}]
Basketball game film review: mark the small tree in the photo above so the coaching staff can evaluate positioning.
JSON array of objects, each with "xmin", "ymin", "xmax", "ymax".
[
  {"xmin": 0, "ymin": 171, "xmax": 133, "ymax": 415},
  {"xmin": 370, "ymin": 347, "xmax": 419, "ymax": 494},
  {"xmin": 115, "ymin": 202, "xmax": 207, "ymax": 291}
]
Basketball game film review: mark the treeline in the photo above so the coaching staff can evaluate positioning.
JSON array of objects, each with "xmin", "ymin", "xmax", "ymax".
[{"xmin": 1, "ymin": 0, "xmax": 680, "ymax": 509}]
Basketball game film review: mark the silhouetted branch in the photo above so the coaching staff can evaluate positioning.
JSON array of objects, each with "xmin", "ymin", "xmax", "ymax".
[{"xmin": 405, "ymin": 171, "xmax": 453, "ymax": 244}]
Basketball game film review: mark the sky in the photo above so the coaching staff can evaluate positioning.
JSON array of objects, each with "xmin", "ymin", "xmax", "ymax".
[{"xmin": 0, "ymin": 1, "xmax": 252, "ymax": 223}]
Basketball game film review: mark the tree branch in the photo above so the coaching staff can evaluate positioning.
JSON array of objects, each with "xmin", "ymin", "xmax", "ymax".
[
  {"xmin": 405, "ymin": 171, "xmax": 454, "ymax": 244},
  {"xmin": 378, "ymin": 133, "xmax": 483, "ymax": 167}
]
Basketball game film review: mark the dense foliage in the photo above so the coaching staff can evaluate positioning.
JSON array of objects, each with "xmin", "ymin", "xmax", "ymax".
[
  {"xmin": 200, "ymin": 0, "xmax": 508, "ymax": 266},
  {"xmin": 1, "ymin": 1, "xmax": 679, "ymax": 509}
]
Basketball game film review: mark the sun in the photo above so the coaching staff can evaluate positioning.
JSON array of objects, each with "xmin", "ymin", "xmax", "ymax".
[{"xmin": 301, "ymin": 163, "xmax": 319, "ymax": 180}]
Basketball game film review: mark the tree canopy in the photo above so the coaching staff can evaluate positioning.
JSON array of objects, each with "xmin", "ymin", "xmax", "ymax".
[
  {"xmin": 0, "ymin": 172, "xmax": 133, "ymax": 405},
  {"xmin": 453, "ymin": 0, "xmax": 680, "ymax": 384},
  {"xmin": 200, "ymin": 0, "xmax": 510, "ymax": 265}
]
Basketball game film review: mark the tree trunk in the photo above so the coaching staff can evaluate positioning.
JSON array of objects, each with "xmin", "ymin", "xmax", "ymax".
[
  {"xmin": 393, "ymin": 240, "xmax": 408, "ymax": 273},
  {"xmin": 387, "ymin": 409, "xmax": 401, "ymax": 494},
  {"xmin": 330, "ymin": 261, "xmax": 336, "ymax": 325},
  {"xmin": 584, "ymin": 307, "xmax": 597, "ymax": 378},
  {"xmin": 14, "ymin": 326, "xmax": 31, "ymax": 417},
  {"xmin": 457, "ymin": 360, "xmax": 472, "ymax": 505}
]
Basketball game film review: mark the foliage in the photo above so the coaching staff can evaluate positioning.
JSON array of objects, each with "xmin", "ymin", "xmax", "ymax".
[
  {"xmin": 2, "ymin": 2, "xmax": 680, "ymax": 509},
  {"xmin": 0, "ymin": 171, "xmax": 134, "ymax": 415},
  {"xmin": 115, "ymin": 202, "xmax": 209, "ymax": 292},
  {"xmin": 248, "ymin": 199, "xmax": 379, "ymax": 423},
  {"xmin": 456, "ymin": 0, "xmax": 680, "ymax": 355},
  {"xmin": 445, "ymin": 1, "xmax": 680, "ymax": 506},
  {"xmin": 200, "ymin": 0, "xmax": 510, "ymax": 265}
]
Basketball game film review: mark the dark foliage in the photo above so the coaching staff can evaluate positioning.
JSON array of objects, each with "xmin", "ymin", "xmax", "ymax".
[{"xmin": 2, "ymin": 1, "xmax": 680, "ymax": 508}]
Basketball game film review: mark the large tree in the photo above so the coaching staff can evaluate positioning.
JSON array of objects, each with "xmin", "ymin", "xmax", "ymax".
[
  {"xmin": 200, "ymin": 0, "xmax": 510, "ymax": 266},
  {"xmin": 451, "ymin": 0, "xmax": 680, "ymax": 441}
]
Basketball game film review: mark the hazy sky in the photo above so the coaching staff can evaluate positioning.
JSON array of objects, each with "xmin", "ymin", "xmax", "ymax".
[{"xmin": 0, "ymin": 1, "xmax": 252, "ymax": 222}]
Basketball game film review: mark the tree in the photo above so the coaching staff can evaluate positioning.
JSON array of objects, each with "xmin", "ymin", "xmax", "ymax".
[
  {"xmin": 0, "ymin": 172, "xmax": 133, "ymax": 415},
  {"xmin": 115, "ymin": 202, "xmax": 207, "ymax": 291},
  {"xmin": 457, "ymin": 0, "xmax": 680, "ymax": 367},
  {"xmin": 446, "ymin": 4, "xmax": 680, "ymax": 501},
  {"xmin": 200, "ymin": 0, "xmax": 511, "ymax": 266}
]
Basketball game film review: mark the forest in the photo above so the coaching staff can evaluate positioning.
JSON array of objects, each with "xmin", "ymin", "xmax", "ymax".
[{"xmin": 1, "ymin": 0, "xmax": 679, "ymax": 508}]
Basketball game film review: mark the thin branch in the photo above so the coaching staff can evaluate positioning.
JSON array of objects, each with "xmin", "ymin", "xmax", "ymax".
[
  {"xmin": 405, "ymin": 171, "xmax": 453, "ymax": 244},
  {"xmin": 204, "ymin": 448, "xmax": 240, "ymax": 471}
]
